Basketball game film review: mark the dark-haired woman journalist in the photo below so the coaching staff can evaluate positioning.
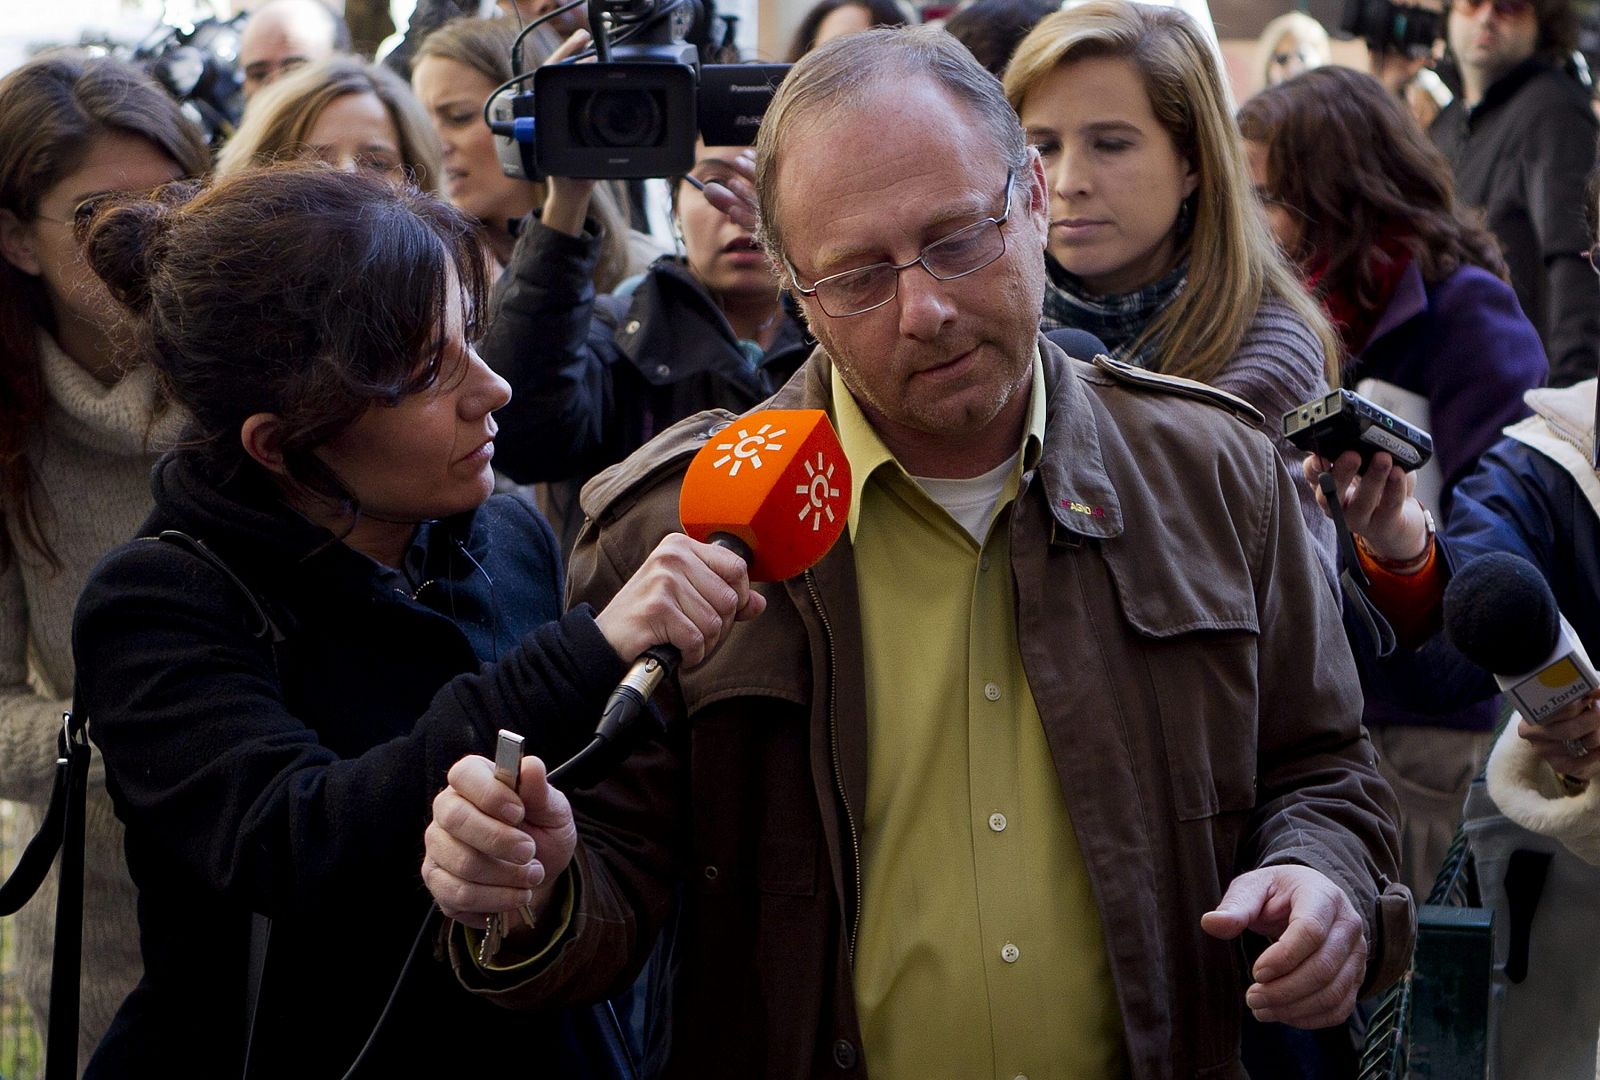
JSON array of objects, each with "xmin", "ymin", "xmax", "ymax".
[{"xmin": 71, "ymin": 164, "xmax": 759, "ymax": 1078}]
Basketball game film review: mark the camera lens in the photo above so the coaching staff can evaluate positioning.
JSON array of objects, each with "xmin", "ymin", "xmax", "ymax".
[{"xmin": 577, "ymin": 88, "xmax": 665, "ymax": 148}]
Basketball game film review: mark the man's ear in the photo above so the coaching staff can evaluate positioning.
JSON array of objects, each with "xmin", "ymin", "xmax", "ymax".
[
  {"xmin": 0, "ymin": 208, "xmax": 43, "ymax": 277},
  {"xmin": 1025, "ymin": 146, "xmax": 1051, "ymax": 233},
  {"xmin": 240, "ymin": 413, "xmax": 288, "ymax": 476}
]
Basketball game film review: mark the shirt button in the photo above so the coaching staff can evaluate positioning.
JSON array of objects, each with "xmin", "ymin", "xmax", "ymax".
[
  {"xmin": 1001, "ymin": 942, "xmax": 1020, "ymax": 963},
  {"xmin": 832, "ymin": 1038, "xmax": 857, "ymax": 1069},
  {"xmin": 983, "ymin": 682, "xmax": 1001, "ymax": 702},
  {"xmin": 988, "ymin": 812, "xmax": 1007, "ymax": 832},
  {"xmin": 625, "ymin": 319, "xmax": 641, "ymax": 334},
  {"xmin": 654, "ymin": 363, "xmax": 671, "ymax": 379},
  {"xmin": 980, "ymin": 555, "xmax": 991, "ymax": 571}
]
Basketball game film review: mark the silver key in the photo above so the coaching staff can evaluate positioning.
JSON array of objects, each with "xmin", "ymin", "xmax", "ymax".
[
  {"xmin": 477, "ymin": 912, "xmax": 505, "ymax": 965},
  {"xmin": 491, "ymin": 730, "xmax": 538, "ymax": 931}
]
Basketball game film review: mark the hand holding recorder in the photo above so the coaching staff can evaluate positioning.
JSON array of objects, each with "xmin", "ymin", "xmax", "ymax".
[{"xmin": 1302, "ymin": 449, "xmax": 1432, "ymax": 564}]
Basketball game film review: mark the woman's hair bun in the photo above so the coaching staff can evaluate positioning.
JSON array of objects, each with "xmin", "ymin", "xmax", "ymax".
[{"xmin": 81, "ymin": 178, "xmax": 201, "ymax": 314}]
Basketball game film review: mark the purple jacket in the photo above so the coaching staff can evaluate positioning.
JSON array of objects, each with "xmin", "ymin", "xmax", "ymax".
[
  {"xmin": 1348, "ymin": 262, "xmax": 1547, "ymax": 730},
  {"xmin": 1347, "ymin": 262, "xmax": 1546, "ymax": 512}
]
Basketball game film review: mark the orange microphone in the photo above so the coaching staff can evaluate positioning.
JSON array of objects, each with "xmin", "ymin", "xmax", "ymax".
[
  {"xmin": 679, "ymin": 408, "xmax": 851, "ymax": 581},
  {"xmin": 583, "ymin": 410, "xmax": 852, "ymax": 765}
]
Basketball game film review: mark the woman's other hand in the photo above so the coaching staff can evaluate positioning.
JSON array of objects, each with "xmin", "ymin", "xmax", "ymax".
[
  {"xmin": 1517, "ymin": 689, "xmax": 1600, "ymax": 783},
  {"xmin": 423, "ymin": 753, "xmax": 576, "ymax": 925}
]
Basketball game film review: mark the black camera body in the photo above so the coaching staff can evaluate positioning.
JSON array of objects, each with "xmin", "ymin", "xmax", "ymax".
[
  {"xmin": 493, "ymin": 0, "xmax": 787, "ymax": 180},
  {"xmin": 82, "ymin": 15, "xmax": 245, "ymax": 146},
  {"xmin": 1284, "ymin": 389, "xmax": 1435, "ymax": 472},
  {"xmin": 1340, "ymin": 0, "xmax": 1444, "ymax": 57}
]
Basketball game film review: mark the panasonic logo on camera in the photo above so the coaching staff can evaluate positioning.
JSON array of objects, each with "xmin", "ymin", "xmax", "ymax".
[{"xmin": 1359, "ymin": 426, "xmax": 1421, "ymax": 466}]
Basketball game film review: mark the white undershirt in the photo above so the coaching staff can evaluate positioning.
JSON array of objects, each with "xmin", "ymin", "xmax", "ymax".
[{"xmin": 911, "ymin": 449, "xmax": 1022, "ymax": 543}]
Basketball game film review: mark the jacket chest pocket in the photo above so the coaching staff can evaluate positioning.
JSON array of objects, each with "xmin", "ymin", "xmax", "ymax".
[
  {"xmin": 1098, "ymin": 541, "xmax": 1262, "ymax": 822},
  {"xmin": 1137, "ymin": 630, "xmax": 1260, "ymax": 820}
]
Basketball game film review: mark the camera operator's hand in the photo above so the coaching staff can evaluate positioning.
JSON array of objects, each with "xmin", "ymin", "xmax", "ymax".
[
  {"xmin": 701, "ymin": 149, "xmax": 758, "ymax": 230},
  {"xmin": 1367, "ymin": 48, "xmax": 1431, "ymax": 95},
  {"xmin": 1303, "ymin": 449, "xmax": 1430, "ymax": 565},
  {"xmin": 537, "ymin": 29, "xmax": 599, "ymax": 237}
]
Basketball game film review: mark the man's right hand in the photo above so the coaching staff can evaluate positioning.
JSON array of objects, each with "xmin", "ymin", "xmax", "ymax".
[
  {"xmin": 1303, "ymin": 449, "xmax": 1430, "ymax": 563},
  {"xmin": 593, "ymin": 533, "xmax": 766, "ymax": 667}
]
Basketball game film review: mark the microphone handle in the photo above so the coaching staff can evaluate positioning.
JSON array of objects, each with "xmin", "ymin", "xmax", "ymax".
[{"xmin": 594, "ymin": 532, "xmax": 754, "ymax": 745}]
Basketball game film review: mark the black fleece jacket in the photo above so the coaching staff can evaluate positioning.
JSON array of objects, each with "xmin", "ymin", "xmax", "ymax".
[{"xmin": 75, "ymin": 451, "xmax": 628, "ymax": 1078}]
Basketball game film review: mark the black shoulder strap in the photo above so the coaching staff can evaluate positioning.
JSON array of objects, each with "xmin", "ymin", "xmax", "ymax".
[{"xmin": 152, "ymin": 530, "xmax": 288, "ymax": 664}]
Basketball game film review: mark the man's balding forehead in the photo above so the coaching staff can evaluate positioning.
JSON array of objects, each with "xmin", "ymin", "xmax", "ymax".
[{"xmin": 242, "ymin": 0, "xmax": 342, "ymax": 48}]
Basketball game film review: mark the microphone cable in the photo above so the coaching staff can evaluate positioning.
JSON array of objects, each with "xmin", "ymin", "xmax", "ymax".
[{"xmin": 335, "ymin": 693, "xmax": 663, "ymax": 1080}]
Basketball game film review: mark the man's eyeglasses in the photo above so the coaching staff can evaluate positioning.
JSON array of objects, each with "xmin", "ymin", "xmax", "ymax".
[
  {"xmin": 787, "ymin": 167, "xmax": 1017, "ymax": 319},
  {"xmin": 1451, "ymin": 0, "xmax": 1533, "ymax": 17},
  {"xmin": 1586, "ymin": 246, "xmax": 1600, "ymax": 275}
]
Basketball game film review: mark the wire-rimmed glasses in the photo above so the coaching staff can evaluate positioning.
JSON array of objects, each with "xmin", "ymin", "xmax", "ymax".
[{"xmin": 787, "ymin": 167, "xmax": 1018, "ymax": 318}]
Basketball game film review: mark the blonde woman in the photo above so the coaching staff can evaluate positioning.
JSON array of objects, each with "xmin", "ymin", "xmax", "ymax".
[
  {"xmin": 217, "ymin": 56, "xmax": 441, "ymax": 190},
  {"xmin": 1005, "ymin": 0, "xmax": 1339, "ymax": 580},
  {"xmin": 1256, "ymin": 10, "xmax": 1331, "ymax": 89}
]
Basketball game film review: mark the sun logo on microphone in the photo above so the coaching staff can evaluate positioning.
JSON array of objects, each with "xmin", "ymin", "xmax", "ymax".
[
  {"xmin": 795, "ymin": 452, "xmax": 842, "ymax": 532},
  {"xmin": 711, "ymin": 423, "xmax": 787, "ymax": 477}
]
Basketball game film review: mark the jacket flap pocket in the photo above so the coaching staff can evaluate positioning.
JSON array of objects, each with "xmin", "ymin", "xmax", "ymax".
[{"xmin": 1099, "ymin": 535, "xmax": 1260, "ymax": 639}]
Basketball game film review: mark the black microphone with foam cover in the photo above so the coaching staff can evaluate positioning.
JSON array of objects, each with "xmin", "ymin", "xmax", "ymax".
[{"xmin": 1443, "ymin": 551, "xmax": 1597, "ymax": 724}]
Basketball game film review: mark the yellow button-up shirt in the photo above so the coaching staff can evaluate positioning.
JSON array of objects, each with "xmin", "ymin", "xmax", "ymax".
[{"xmin": 835, "ymin": 358, "xmax": 1128, "ymax": 1080}]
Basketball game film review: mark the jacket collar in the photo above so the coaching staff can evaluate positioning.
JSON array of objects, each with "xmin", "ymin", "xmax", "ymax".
[
  {"xmin": 580, "ymin": 335, "xmax": 1126, "ymax": 545},
  {"xmin": 768, "ymin": 337, "xmax": 1124, "ymax": 541},
  {"xmin": 149, "ymin": 450, "xmax": 490, "ymax": 591},
  {"xmin": 1523, "ymin": 377, "xmax": 1598, "ymax": 449},
  {"xmin": 1359, "ymin": 261, "xmax": 1429, "ymax": 356},
  {"xmin": 1471, "ymin": 55, "xmax": 1554, "ymax": 123}
]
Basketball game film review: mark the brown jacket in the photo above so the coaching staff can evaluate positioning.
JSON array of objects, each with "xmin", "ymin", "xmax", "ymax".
[{"xmin": 460, "ymin": 340, "xmax": 1414, "ymax": 1079}]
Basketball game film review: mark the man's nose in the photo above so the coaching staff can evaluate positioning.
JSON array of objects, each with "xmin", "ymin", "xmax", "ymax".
[{"xmin": 895, "ymin": 263, "xmax": 957, "ymax": 341}]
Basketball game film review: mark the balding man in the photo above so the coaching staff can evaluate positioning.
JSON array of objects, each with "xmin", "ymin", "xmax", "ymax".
[
  {"xmin": 237, "ymin": 0, "xmax": 349, "ymax": 101},
  {"xmin": 422, "ymin": 25, "xmax": 1414, "ymax": 1079}
]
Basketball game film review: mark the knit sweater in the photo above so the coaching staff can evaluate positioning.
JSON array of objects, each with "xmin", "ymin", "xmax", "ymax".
[
  {"xmin": 1204, "ymin": 292, "xmax": 1337, "ymax": 589},
  {"xmin": 0, "ymin": 332, "xmax": 183, "ymax": 1071}
]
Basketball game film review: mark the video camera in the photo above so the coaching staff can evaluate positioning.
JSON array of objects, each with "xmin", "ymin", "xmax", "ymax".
[
  {"xmin": 1339, "ymin": 0, "xmax": 1444, "ymax": 57},
  {"xmin": 83, "ymin": 15, "xmax": 245, "ymax": 147},
  {"xmin": 490, "ymin": 0, "xmax": 788, "ymax": 180}
]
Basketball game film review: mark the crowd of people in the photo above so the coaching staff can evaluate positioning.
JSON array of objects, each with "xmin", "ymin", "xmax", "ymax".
[{"xmin": 0, "ymin": 0, "xmax": 1597, "ymax": 1077}]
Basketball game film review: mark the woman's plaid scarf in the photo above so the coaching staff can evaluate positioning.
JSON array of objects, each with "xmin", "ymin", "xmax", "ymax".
[{"xmin": 1039, "ymin": 256, "xmax": 1188, "ymax": 369}]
